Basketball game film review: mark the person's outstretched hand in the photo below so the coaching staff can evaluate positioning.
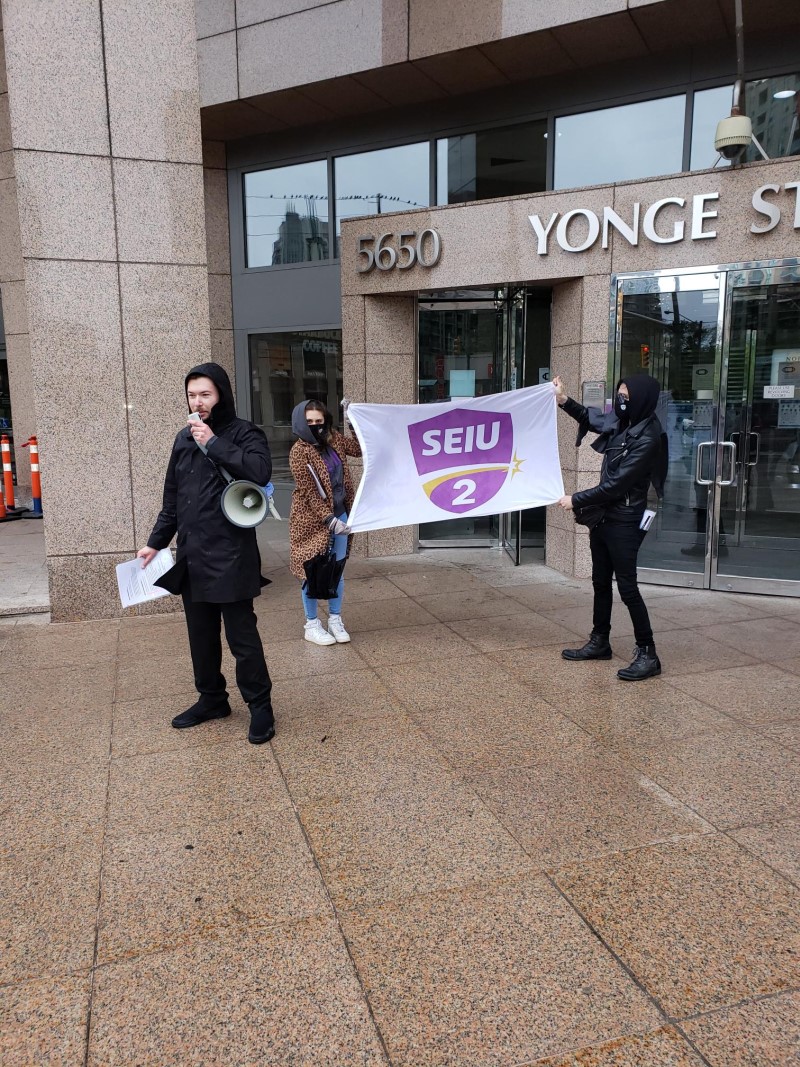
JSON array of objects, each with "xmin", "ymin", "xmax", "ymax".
[{"xmin": 552, "ymin": 376, "xmax": 568, "ymax": 406}]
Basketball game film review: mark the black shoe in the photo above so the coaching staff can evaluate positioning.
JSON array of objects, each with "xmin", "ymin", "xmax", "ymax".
[
  {"xmin": 248, "ymin": 724, "xmax": 275, "ymax": 745},
  {"xmin": 617, "ymin": 645, "xmax": 661, "ymax": 681},
  {"xmin": 248, "ymin": 703, "xmax": 275, "ymax": 745},
  {"xmin": 171, "ymin": 700, "xmax": 232, "ymax": 729},
  {"xmin": 562, "ymin": 633, "xmax": 613, "ymax": 661}
]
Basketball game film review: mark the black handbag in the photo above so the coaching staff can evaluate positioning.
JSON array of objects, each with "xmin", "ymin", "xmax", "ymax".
[
  {"xmin": 573, "ymin": 504, "xmax": 606, "ymax": 530},
  {"xmin": 302, "ymin": 546, "xmax": 346, "ymax": 600}
]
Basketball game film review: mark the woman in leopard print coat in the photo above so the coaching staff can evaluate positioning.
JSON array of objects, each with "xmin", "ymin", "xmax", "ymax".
[{"xmin": 289, "ymin": 399, "xmax": 362, "ymax": 645}]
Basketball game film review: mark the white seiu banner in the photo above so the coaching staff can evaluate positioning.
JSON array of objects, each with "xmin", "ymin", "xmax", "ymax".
[{"xmin": 346, "ymin": 383, "xmax": 565, "ymax": 534}]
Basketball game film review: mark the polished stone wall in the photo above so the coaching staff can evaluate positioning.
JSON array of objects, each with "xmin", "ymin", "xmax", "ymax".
[{"xmin": 1, "ymin": 0, "xmax": 210, "ymax": 619}]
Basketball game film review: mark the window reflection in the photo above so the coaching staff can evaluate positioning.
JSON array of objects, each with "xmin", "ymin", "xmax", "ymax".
[
  {"xmin": 691, "ymin": 74, "xmax": 800, "ymax": 170},
  {"xmin": 249, "ymin": 330, "xmax": 342, "ymax": 477},
  {"xmin": 244, "ymin": 161, "xmax": 330, "ymax": 267},
  {"xmin": 436, "ymin": 121, "xmax": 547, "ymax": 205},
  {"xmin": 554, "ymin": 96, "xmax": 686, "ymax": 189},
  {"xmin": 334, "ymin": 143, "xmax": 430, "ymax": 257}
]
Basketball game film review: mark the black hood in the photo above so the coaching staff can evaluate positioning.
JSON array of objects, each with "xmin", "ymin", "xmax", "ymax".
[
  {"xmin": 618, "ymin": 374, "xmax": 661, "ymax": 428},
  {"xmin": 185, "ymin": 362, "xmax": 236, "ymax": 432},
  {"xmin": 291, "ymin": 400, "xmax": 332, "ymax": 445}
]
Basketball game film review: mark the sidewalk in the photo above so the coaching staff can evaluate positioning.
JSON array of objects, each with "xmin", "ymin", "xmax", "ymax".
[
  {"xmin": 0, "ymin": 519, "xmax": 48, "ymax": 617},
  {"xmin": 1, "ymin": 550, "xmax": 799, "ymax": 1065}
]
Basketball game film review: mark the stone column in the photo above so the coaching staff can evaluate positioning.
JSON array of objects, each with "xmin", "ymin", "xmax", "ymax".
[
  {"xmin": 203, "ymin": 139, "xmax": 235, "ymax": 388},
  {"xmin": 1, "ymin": 0, "xmax": 210, "ymax": 620},
  {"xmin": 546, "ymin": 275, "xmax": 611, "ymax": 579}
]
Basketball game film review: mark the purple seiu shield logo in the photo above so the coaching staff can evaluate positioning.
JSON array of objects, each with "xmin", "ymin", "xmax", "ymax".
[{"xmin": 408, "ymin": 408, "xmax": 514, "ymax": 514}]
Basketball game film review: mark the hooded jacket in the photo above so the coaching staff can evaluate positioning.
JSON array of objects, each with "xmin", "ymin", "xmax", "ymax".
[
  {"xmin": 148, "ymin": 362, "xmax": 272, "ymax": 602},
  {"xmin": 563, "ymin": 374, "xmax": 667, "ymax": 522},
  {"xmin": 287, "ymin": 400, "xmax": 362, "ymax": 581}
]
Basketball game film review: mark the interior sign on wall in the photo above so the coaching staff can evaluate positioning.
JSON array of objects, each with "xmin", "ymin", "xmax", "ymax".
[
  {"xmin": 357, "ymin": 229, "xmax": 442, "ymax": 272},
  {"xmin": 529, "ymin": 181, "xmax": 800, "ymax": 255}
]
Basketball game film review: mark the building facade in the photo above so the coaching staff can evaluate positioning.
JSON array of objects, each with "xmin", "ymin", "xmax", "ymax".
[{"xmin": 1, "ymin": 0, "xmax": 799, "ymax": 618}]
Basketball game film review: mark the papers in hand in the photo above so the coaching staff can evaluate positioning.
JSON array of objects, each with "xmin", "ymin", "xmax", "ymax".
[{"xmin": 116, "ymin": 549, "xmax": 174, "ymax": 608}]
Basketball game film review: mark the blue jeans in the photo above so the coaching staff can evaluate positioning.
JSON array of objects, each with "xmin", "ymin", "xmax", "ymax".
[{"xmin": 302, "ymin": 512, "xmax": 348, "ymax": 619}]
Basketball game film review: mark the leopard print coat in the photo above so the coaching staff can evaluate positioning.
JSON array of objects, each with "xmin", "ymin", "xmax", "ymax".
[{"xmin": 288, "ymin": 430, "xmax": 362, "ymax": 580}]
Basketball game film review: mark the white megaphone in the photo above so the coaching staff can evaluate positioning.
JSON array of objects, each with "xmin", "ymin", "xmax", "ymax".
[{"xmin": 188, "ymin": 413, "xmax": 269, "ymax": 528}]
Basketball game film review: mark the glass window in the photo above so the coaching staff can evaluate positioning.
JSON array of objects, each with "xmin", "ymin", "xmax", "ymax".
[
  {"xmin": 692, "ymin": 74, "xmax": 800, "ymax": 169},
  {"xmin": 244, "ymin": 161, "xmax": 330, "ymax": 268},
  {"xmin": 436, "ymin": 121, "xmax": 547, "ymax": 205},
  {"xmin": 334, "ymin": 143, "xmax": 430, "ymax": 257},
  {"xmin": 554, "ymin": 96, "xmax": 686, "ymax": 189},
  {"xmin": 249, "ymin": 330, "xmax": 342, "ymax": 477}
]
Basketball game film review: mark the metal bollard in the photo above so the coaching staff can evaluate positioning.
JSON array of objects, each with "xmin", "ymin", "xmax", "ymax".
[{"xmin": 21, "ymin": 436, "xmax": 43, "ymax": 519}]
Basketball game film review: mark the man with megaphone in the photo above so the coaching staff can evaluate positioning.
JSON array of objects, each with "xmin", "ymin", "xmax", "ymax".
[{"xmin": 137, "ymin": 362, "xmax": 276, "ymax": 745}]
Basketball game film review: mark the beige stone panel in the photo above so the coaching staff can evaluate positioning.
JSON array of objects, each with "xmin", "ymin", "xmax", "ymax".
[
  {"xmin": 551, "ymin": 280, "xmax": 582, "ymax": 347},
  {"xmin": 574, "ymin": 528, "xmax": 593, "ymax": 580},
  {"xmin": 581, "ymin": 274, "xmax": 614, "ymax": 344},
  {"xmin": 364, "ymin": 295, "xmax": 415, "ymax": 355},
  {"xmin": 1, "ymin": 277, "xmax": 28, "ymax": 335},
  {"xmin": 342, "ymin": 296, "xmax": 365, "ymax": 356},
  {"xmin": 237, "ymin": 0, "xmax": 345, "ymax": 27},
  {"xmin": 501, "ymin": 0, "xmax": 626, "ymax": 37},
  {"xmin": 102, "ymin": 0, "xmax": 202, "ymax": 164},
  {"xmin": 550, "ymin": 343, "xmax": 581, "ymax": 400},
  {"xmin": 611, "ymin": 159, "xmax": 800, "ymax": 275},
  {"xmin": 195, "ymin": 0, "xmax": 236, "ymax": 38},
  {"xmin": 113, "ymin": 160, "xmax": 207, "ymax": 265},
  {"xmin": 544, "ymin": 521, "xmax": 575, "ymax": 578},
  {"xmin": 24, "ymin": 259, "xmax": 134, "ymax": 554},
  {"xmin": 0, "ymin": 30, "xmax": 7, "ymax": 94},
  {"xmin": 197, "ymin": 31, "xmax": 238, "ymax": 109},
  {"xmin": 4, "ymin": 332, "xmax": 35, "ymax": 491},
  {"xmin": 341, "ymin": 189, "xmax": 609, "ymax": 296},
  {"xmin": 210, "ymin": 329, "xmax": 235, "ymax": 382},
  {"xmin": 14, "ymin": 151, "xmax": 116, "ymax": 261},
  {"xmin": 238, "ymin": 0, "xmax": 383, "ymax": 98},
  {"xmin": 118, "ymin": 263, "xmax": 211, "ymax": 547},
  {"xmin": 0, "ymin": 90, "xmax": 11, "ymax": 160},
  {"xmin": 48, "ymin": 553, "xmax": 134, "ymax": 622},
  {"xmin": 547, "ymin": 472, "xmax": 576, "ymax": 533},
  {"xmin": 0, "ymin": 176, "xmax": 23, "ymax": 282},
  {"xmin": 368, "ymin": 525, "xmax": 415, "ymax": 558},
  {"xmin": 203, "ymin": 166, "xmax": 231, "ymax": 273},
  {"xmin": 580, "ymin": 341, "xmax": 612, "ymax": 385},
  {"xmin": 556, "ymin": 408, "xmax": 580, "ymax": 474},
  {"xmin": 0, "ymin": 148, "xmax": 12, "ymax": 182},
  {"xmin": 381, "ymin": 0, "xmax": 408, "ymax": 65},
  {"xmin": 343, "ymin": 350, "xmax": 366, "ymax": 404},
  {"xmin": 202, "ymin": 140, "xmax": 226, "ymax": 170},
  {"xmin": 365, "ymin": 352, "xmax": 415, "ymax": 405},
  {"xmin": 207, "ymin": 272, "xmax": 233, "ymax": 330},
  {"xmin": 2, "ymin": 0, "xmax": 109, "ymax": 155},
  {"xmin": 409, "ymin": 0, "xmax": 502, "ymax": 59}
]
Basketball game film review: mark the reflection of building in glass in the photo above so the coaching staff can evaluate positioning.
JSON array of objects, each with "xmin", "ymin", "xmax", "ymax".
[
  {"xmin": 748, "ymin": 79, "xmax": 800, "ymax": 159},
  {"xmin": 271, "ymin": 200, "xmax": 330, "ymax": 264}
]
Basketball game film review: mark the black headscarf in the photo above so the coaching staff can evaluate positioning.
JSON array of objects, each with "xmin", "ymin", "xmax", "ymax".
[
  {"xmin": 291, "ymin": 400, "xmax": 331, "ymax": 447},
  {"xmin": 617, "ymin": 374, "xmax": 661, "ymax": 429},
  {"xmin": 185, "ymin": 362, "xmax": 236, "ymax": 432}
]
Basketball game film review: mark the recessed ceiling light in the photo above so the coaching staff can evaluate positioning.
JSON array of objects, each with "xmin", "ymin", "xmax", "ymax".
[{"xmin": 774, "ymin": 89, "xmax": 797, "ymax": 99}]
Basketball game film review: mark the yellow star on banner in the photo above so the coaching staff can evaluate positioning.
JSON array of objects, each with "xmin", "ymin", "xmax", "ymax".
[{"xmin": 510, "ymin": 451, "xmax": 524, "ymax": 478}]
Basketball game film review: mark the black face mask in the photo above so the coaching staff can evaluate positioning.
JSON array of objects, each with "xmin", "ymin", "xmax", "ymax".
[
  {"xmin": 309, "ymin": 423, "xmax": 327, "ymax": 443},
  {"xmin": 614, "ymin": 393, "xmax": 629, "ymax": 421}
]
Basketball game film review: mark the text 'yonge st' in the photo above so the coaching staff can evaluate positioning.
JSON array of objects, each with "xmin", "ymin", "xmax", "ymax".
[{"xmin": 529, "ymin": 180, "xmax": 800, "ymax": 254}]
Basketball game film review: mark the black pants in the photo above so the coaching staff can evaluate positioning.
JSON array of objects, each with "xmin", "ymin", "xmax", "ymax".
[
  {"xmin": 589, "ymin": 521, "xmax": 654, "ymax": 647},
  {"xmin": 182, "ymin": 588, "xmax": 272, "ymax": 718}
]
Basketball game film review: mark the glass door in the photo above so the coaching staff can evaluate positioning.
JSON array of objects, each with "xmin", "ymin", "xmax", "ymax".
[
  {"xmin": 614, "ymin": 265, "xmax": 800, "ymax": 596},
  {"xmin": 714, "ymin": 265, "xmax": 800, "ymax": 593}
]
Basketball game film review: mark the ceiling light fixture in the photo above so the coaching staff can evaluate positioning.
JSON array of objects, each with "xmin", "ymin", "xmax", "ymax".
[{"xmin": 774, "ymin": 89, "xmax": 797, "ymax": 99}]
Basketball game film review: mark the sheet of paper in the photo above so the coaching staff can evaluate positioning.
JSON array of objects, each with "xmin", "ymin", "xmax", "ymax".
[{"xmin": 116, "ymin": 549, "xmax": 174, "ymax": 609}]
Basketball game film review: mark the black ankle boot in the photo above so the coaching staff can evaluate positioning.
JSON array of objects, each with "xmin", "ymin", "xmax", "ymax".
[
  {"xmin": 248, "ymin": 703, "xmax": 275, "ymax": 745},
  {"xmin": 562, "ymin": 633, "xmax": 613, "ymax": 661},
  {"xmin": 171, "ymin": 699, "xmax": 232, "ymax": 729},
  {"xmin": 617, "ymin": 645, "xmax": 661, "ymax": 681}
]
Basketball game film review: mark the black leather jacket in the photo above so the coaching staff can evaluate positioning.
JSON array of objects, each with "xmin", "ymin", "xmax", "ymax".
[{"xmin": 562, "ymin": 397, "xmax": 664, "ymax": 523}]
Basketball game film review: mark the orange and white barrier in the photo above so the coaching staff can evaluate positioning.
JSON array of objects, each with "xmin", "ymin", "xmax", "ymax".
[
  {"xmin": 1, "ymin": 434, "xmax": 16, "ymax": 511},
  {"xmin": 21, "ymin": 436, "xmax": 43, "ymax": 518}
]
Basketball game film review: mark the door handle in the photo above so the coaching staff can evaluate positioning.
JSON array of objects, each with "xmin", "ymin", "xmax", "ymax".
[
  {"xmin": 718, "ymin": 440, "xmax": 737, "ymax": 486},
  {"xmin": 695, "ymin": 440, "xmax": 713, "ymax": 485},
  {"xmin": 747, "ymin": 432, "xmax": 760, "ymax": 467}
]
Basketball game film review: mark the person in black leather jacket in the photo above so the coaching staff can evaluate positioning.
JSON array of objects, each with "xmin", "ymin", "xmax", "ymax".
[{"xmin": 554, "ymin": 373, "xmax": 666, "ymax": 681}]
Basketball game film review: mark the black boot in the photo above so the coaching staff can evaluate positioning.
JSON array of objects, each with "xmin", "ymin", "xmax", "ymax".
[
  {"xmin": 171, "ymin": 699, "xmax": 232, "ymax": 729},
  {"xmin": 248, "ymin": 703, "xmax": 275, "ymax": 745},
  {"xmin": 561, "ymin": 633, "xmax": 613, "ymax": 661},
  {"xmin": 617, "ymin": 645, "xmax": 661, "ymax": 681}
]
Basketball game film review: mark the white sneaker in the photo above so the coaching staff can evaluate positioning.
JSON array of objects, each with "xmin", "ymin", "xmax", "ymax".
[
  {"xmin": 327, "ymin": 614, "xmax": 351, "ymax": 643},
  {"xmin": 304, "ymin": 618, "xmax": 336, "ymax": 645}
]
